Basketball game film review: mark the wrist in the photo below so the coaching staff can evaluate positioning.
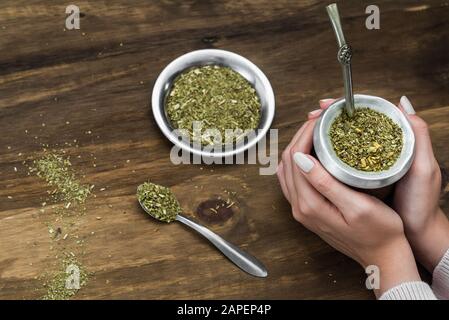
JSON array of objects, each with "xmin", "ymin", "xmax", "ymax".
[
  {"xmin": 407, "ymin": 208, "xmax": 449, "ymax": 272},
  {"xmin": 367, "ymin": 238, "xmax": 421, "ymax": 298}
]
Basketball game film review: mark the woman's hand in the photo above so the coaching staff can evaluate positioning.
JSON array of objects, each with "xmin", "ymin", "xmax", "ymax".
[
  {"xmin": 277, "ymin": 101, "xmax": 421, "ymax": 297},
  {"xmin": 393, "ymin": 96, "xmax": 449, "ymax": 272}
]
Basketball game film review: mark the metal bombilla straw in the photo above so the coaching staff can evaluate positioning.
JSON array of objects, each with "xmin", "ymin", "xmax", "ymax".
[
  {"xmin": 326, "ymin": 3, "xmax": 355, "ymax": 117},
  {"xmin": 313, "ymin": 4, "xmax": 416, "ymax": 190}
]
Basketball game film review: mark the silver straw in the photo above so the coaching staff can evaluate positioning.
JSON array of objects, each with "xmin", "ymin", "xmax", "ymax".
[{"xmin": 326, "ymin": 3, "xmax": 355, "ymax": 117}]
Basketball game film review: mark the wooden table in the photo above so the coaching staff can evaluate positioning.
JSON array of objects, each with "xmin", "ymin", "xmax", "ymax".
[{"xmin": 1, "ymin": 0, "xmax": 448, "ymax": 300}]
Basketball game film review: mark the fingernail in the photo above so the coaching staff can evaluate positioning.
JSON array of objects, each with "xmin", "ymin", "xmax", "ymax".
[
  {"xmin": 308, "ymin": 109, "xmax": 321, "ymax": 117},
  {"xmin": 400, "ymin": 96, "xmax": 415, "ymax": 115},
  {"xmin": 293, "ymin": 152, "xmax": 314, "ymax": 173}
]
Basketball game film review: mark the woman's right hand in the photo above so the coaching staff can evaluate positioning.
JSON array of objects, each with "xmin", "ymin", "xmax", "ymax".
[{"xmin": 393, "ymin": 96, "xmax": 449, "ymax": 272}]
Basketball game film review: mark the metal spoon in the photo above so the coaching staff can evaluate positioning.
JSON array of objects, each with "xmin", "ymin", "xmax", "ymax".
[
  {"xmin": 138, "ymin": 198, "xmax": 268, "ymax": 278},
  {"xmin": 326, "ymin": 3, "xmax": 355, "ymax": 117}
]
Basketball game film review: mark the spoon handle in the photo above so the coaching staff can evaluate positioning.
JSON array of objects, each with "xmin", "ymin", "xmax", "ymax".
[{"xmin": 176, "ymin": 214, "xmax": 268, "ymax": 278}]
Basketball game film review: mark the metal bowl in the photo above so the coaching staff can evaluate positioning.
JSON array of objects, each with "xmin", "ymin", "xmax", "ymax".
[
  {"xmin": 313, "ymin": 94, "xmax": 415, "ymax": 189},
  {"xmin": 151, "ymin": 49, "xmax": 275, "ymax": 158}
]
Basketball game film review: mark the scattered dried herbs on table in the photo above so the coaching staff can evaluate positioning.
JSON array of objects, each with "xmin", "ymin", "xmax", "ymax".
[
  {"xmin": 329, "ymin": 108, "xmax": 403, "ymax": 172},
  {"xmin": 165, "ymin": 65, "xmax": 261, "ymax": 145},
  {"xmin": 137, "ymin": 182, "xmax": 181, "ymax": 223},
  {"xmin": 42, "ymin": 256, "xmax": 88, "ymax": 300},
  {"xmin": 29, "ymin": 152, "xmax": 93, "ymax": 300},
  {"xmin": 31, "ymin": 153, "xmax": 92, "ymax": 206}
]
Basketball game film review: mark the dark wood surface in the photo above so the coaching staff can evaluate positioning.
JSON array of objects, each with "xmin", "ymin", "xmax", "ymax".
[{"xmin": 1, "ymin": 0, "xmax": 448, "ymax": 299}]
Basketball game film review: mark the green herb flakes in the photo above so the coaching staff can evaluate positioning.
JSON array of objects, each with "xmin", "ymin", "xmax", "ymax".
[
  {"xmin": 165, "ymin": 65, "xmax": 261, "ymax": 145},
  {"xmin": 137, "ymin": 182, "xmax": 181, "ymax": 223},
  {"xmin": 42, "ymin": 256, "xmax": 88, "ymax": 300},
  {"xmin": 329, "ymin": 108, "xmax": 403, "ymax": 172},
  {"xmin": 31, "ymin": 154, "xmax": 92, "ymax": 205}
]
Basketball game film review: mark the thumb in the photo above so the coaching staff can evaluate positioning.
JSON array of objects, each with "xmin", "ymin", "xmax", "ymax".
[
  {"xmin": 399, "ymin": 96, "xmax": 435, "ymax": 162},
  {"xmin": 293, "ymin": 152, "xmax": 367, "ymax": 215}
]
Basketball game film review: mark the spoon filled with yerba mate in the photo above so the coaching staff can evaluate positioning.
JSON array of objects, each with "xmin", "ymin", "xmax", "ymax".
[{"xmin": 137, "ymin": 182, "xmax": 268, "ymax": 278}]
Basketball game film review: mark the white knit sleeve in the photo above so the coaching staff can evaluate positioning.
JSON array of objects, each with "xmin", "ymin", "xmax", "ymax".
[
  {"xmin": 379, "ymin": 281, "xmax": 437, "ymax": 300},
  {"xmin": 432, "ymin": 248, "xmax": 449, "ymax": 300}
]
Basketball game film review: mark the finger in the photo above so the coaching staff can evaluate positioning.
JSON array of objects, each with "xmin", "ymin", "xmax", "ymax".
[
  {"xmin": 293, "ymin": 152, "xmax": 369, "ymax": 217},
  {"xmin": 290, "ymin": 118, "xmax": 316, "ymax": 158},
  {"xmin": 399, "ymin": 96, "xmax": 436, "ymax": 162},
  {"xmin": 308, "ymin": 109, "xmax": 322, "ymax": 120},
  {"xmin": 308, "ymin": 99, "xmax": 336, "ymax": 120},
  {"xmin": 289, "ymin": 120, "xmax": 344, "ymax": 226},
  {"xmin": 282, "ymin": 121, "xmax": 313, "ymax": 208},
  {"xmin": 286, "ymin": 120, "xmax": 309, "ymax": 151},
  {"xmin": 319, "ymin": 98, "xmax": 336, "ymax": 109},
  {"xmin": 276, "ymin": 161, "xmax": 290, "ymax": 203}
]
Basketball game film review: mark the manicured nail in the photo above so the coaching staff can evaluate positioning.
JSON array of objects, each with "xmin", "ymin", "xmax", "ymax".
[
  {"xmin": 293, "ymin": 152, "xmax": 314, "ymax": 173},
  {"xmin": 400, "ymin": 96, "xmax": 415, "ymax": 115},
  {"xmin": 308, "ymin": 109, "xmax": 321, "ymax": 117},
  {"xmin": 319, "ymin": 99, "xmax": 333, "ymax": 104}
]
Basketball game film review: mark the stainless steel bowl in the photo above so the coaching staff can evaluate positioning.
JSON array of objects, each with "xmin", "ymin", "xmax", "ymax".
[
  {"xmin": 313, "ymin": 94, "xmax": 415, "ymax": 189},
  {"xmin": 151, "ymin": 49, "xmax": 275, "ymax": 158}
]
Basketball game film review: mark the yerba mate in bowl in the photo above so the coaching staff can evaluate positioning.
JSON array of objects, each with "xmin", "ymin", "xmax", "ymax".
[
  {"xmin": 313, "ymin": 94, "xmax": 415, "ymax": 189},
  {"xmin": 152, "ymin": 49, "xmax": 275, "ymax": 158},
  {"xmin": 165, "ymin": 65, "xmax": 261, "ymax": 146}
]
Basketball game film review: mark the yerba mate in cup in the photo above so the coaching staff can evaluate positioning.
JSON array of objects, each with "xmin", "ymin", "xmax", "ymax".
[{"xmin": 313, "ymin": 94, "xmax": 415, "ymax": 189}]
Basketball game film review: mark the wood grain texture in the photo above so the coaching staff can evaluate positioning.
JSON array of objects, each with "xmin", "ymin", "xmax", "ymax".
[{"xmin": 0, "ymin": 0, "xmax": 448, "ymax": 299}]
